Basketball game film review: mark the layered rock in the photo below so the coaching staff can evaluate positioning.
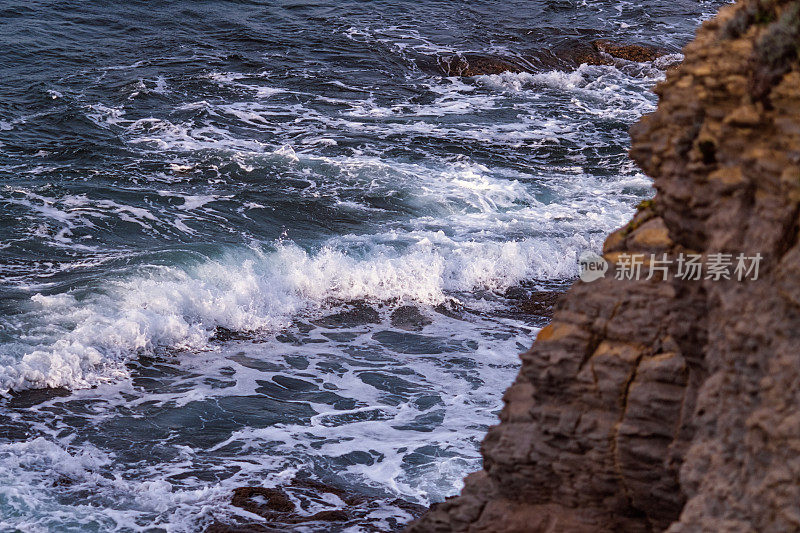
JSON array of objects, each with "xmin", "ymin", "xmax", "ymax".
[{"xmin": 409, "ymin": 0, "xmax": 800, "ymax": 531}]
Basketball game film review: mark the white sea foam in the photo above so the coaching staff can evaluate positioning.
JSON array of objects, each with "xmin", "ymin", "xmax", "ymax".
[
  {"xmin": 0, "ymin": 229, "xmax": 587, "ymax": 392},
  {"xmin": 0, "ymin": 437, "xmax": 232, "ymax": 532},
  {"xmin": 0, "ymin": 4, "xmax": 728, "ymax": 532},
  {"xmin": 0, "ymin": 307, "xmax": 530, "ymax": 530},
  {"xmin": 0, "ymin": 124, "xmax": 644, "ymax": 393},
  {"xmin": 3, "ymin": 190, "xmax": 170, "ymax": 247},
  {"xmin": 74, "ymin": 54, "xmax": 662, "ymax": 159}
]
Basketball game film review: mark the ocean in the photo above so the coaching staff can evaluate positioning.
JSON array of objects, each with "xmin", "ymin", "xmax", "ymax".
[{"xmin": 0, "ymin": 1, "xmax": 723, "ymax": 530}]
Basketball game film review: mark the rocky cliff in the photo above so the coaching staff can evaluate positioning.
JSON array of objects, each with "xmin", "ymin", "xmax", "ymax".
[{"xmin": 409, "ymin": 0, "xmax": 800, "ymax": 531}]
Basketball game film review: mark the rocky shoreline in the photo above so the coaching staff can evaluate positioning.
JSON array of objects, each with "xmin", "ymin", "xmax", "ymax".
[
  {"xmin": 201, "ymin": 20, "xmax": 704, "ymax": 533},
  {"xmin": 409, "ymin": 0, "xmax": 800, "ymax": 530},
  {"xmin": 201, "ymin": 288, "xmax": 564, "ymax": 532}
]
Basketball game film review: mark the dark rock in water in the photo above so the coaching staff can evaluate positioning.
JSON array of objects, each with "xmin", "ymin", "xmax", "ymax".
[
  {"xmin": 211, "ymin": 326, "xmax": 250, "ymax": 342},
  {"xmin": 390, "ymin": 305, "xmax": 433, "ymax": 331},
  {"xmin": 212, "ymin": 476, "xmax": 426, "ymax": 531},
  {"xmin": 502, "ymin": 286, "xmax": 563, "ymax": 322},
  {"xmin": 548, "ymin": 39, "xmax": 666, "ymax": 67},
  {"xmin": 305, "ymin": 509, "xmax": 349, "ymax": 522},
  {"xmin": 431, "ymin": 40, "xmax": 666, "ymax": 78},
  {"xmin": 547, "ymin": 41, "xmax": 615, "ymax": 67},
  {"xmin": 52, "ymin": 475, "xmax": 76, "ymax": 487},
  {"xmin": 226, "ymin": 480, "xmax": 355, "ymax": 526},
  {"xmin": 231, "ymin": 486, "xmax": 296, "ymax": 517},
  {"xmin": 432, "ymin": 299, "xmax": 465, "ymax": 319},
  {"xmin": 591, "ymin": 39, "xmax": 665, "ymax": 62},
  {"xmin": 206, "ymin": 522, "xmax": 278, "ymax": 533},
  {"xmin": 313, "ymin": 301, "xmax": 381, "ymax": 328},
  {"xmin": 437, "ymin": 53, "xmax": 524, "ymax": 76},
  {"xmin": 501, "ymin": 286, "xmax": 528, "ymax": 300},
  {"xmin": 390, "ymin": 498, "xmax": 429, "ymax": 517},
  {"xmin": 516, "ymin": 290, "xmax": 561, "ymax": 318},
  {"xmin": 7, "ymin": 386, "xmax": 71, "ymax": 408}
]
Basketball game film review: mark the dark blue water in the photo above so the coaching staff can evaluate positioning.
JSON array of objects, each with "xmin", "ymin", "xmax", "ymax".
[{"xmin": 0, "ymin": 1, "xmax": 722, "ymax": 531}]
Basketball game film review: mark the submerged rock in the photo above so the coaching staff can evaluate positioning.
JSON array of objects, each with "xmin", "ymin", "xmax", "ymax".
[
  {"xmin": 211, "ymin": 326, "xmax": 251, "ymax": 342},
  {"xmin": 205, "ymin": 523, "xmax": 278, "ymax": 533},
  {"xmin": 390, "ymin": 305, "xmax": 433, "ymax": 331},
  {"xmin": 210, "ymin": 477, "xmax": 425, "ymax": 531},
  {"xmin": 514, "ymin": 290, "xmax": 561, "ymax": 318},
  {"xmin": 7, "ymin": 386, "xmax": 71, "ymax": 408},
  {"xmin": 231, "ymin": 486, "xmax": 296, "ymax": 517},
  {"xmin": 409, "ymin": 0, "xmax": 800, "ymax": 531},
  {"xmin": 313, "ymin": 301, "xmax": 381, "ymax": 328},
  {"xmin": 432, "ymin": 299, "xmax": 466, "ymax": 319},
  {"xmin": 432, "ymin": 40, "xmax": 666, "ymax": 77},
  {"xmin": 591, "ymin": 39, "xmax": 665, "ymax": 62},
  {"xmin": 222, "ymin": 484, "xmax": 349, "ymax": 527},
  {"xmin": 556, "ymin": 39, "xmax": 666, "ymax": 67},
  {"xmin": 437, "ymin": 54, "xmax": 525, "ymax": 77}
]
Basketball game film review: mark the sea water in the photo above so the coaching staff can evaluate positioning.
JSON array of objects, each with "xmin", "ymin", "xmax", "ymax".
[{"xmin": 0, "ymin": 1, "xmax": 724, "ymax": 530}]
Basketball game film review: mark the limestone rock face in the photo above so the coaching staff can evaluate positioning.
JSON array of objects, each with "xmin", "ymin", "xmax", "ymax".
[{"xmin": 408, "ymin": 0, "xmax": 800, "ymax": 531}]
